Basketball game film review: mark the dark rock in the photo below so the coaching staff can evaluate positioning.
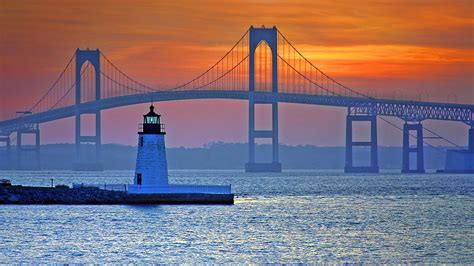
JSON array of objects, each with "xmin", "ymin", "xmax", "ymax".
[{"xmin": 7, "ymin": 194, "xmax": 19, "ymax": 202}]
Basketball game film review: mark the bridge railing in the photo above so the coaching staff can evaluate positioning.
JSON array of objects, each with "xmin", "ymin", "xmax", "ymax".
[
  {"xmin": 72, "ymin": 183, "xmax": 232, "ymax": 194},
  {"xmin": 127, "ymin": 184, "xmax": 232, "ymax": 194},
  {"xmin": 72, "ymin": 183, "xmax": 128, "ymax": 192}
]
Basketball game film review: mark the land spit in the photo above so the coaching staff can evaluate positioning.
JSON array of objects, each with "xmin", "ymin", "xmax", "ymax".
[{"xmin": 0, "ymin": 186, "xmax": 234, "ymax": 205}]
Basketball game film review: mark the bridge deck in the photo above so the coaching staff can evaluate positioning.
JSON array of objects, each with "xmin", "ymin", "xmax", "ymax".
[{"xmin": 1, "ymin": 90, "xmax": 473, "ymax": 134}]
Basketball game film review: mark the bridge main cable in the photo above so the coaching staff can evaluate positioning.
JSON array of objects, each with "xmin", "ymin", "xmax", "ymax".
[
  {"xmin": 25, "ymin": 51, "xmax": 77, "ymax": 115},
  {"xmin": 277, "ymin": 29, "xmax": 370, "ymax": 99}
]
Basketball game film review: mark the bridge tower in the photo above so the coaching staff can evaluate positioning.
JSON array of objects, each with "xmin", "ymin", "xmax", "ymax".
[
  {"xmin": 74, "ymin": 49, "xmax": 102, "ymax": 171},
  {"xmin": 401, "ymin": 121, "xmax": 425, "ymax": 173},
  {"xmin": 344, "ymin": 107, "xmax": 379, "ymax": 173},
  {"xmin": 245, "ymin": 26, "xmax": 281, "ymax": 172},
  {"xmin": 16, "ymin": 124, "xmax": 41, "ymax": 170},
  {"xmin": 469, "ymin": 125, "xmax": 474, "ymax": 152},
  {"xmin": 0, "ymin": 134, "xmax": 11, "ymax": 170}
]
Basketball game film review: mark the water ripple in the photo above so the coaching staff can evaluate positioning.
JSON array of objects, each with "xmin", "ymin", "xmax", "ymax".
[{"xmin": 0, "ymin": 170, "xmax": 472, "ymax": 263}]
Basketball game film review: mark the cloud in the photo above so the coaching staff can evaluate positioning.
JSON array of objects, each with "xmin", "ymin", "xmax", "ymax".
[{"xmin": 0, "ymin": 0, "xmax": 472, "ymax": 146}]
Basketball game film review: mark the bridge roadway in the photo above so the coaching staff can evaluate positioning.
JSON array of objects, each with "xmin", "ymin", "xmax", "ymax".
[{"xmin": 0, "ymin": 90, "xmax": 473, "ymax": 134}]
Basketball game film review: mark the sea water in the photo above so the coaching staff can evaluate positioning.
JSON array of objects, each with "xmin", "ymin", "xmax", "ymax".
[{"xmin": 0, "ymin": 170, "xmax": 472, "ymax": 263}]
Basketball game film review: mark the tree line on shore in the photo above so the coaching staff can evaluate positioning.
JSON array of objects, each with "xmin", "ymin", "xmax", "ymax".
[{"xmin": 0, "ymin": 142, "xmax": 451, "ymax": 170}]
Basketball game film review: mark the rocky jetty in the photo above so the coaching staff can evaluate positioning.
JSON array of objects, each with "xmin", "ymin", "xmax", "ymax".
[{"xmin": 0, "ymin": 186, "xmax": 234, "ymax": 205}]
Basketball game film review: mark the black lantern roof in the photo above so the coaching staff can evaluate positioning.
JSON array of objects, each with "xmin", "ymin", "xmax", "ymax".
[
  {"xmin": 144, "ymin": 105, "xmax": 159, "ymax": 119},
  {"xmin": 140, "ymin": 104, "xmax": 165, "ymax": 134}
]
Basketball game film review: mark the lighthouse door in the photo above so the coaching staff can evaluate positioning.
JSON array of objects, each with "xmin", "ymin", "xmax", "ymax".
[{"xmin": 137, "ymin": 173, "xmax": 142, "ymax": 185}]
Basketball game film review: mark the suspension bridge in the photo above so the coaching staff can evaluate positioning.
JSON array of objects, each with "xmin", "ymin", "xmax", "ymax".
[{"xmin": 1, "ymin": 26, "xmax": 473, "ymax": 173}]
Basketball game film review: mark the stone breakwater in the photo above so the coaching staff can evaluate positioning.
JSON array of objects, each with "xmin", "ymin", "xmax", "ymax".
[{"xmin": 0, "ymin": 186, "xmax": 234, "ymax": 205}]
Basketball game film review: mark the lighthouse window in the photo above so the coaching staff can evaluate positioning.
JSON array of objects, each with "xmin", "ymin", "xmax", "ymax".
[
  {"xmin": 139, "ymin": 137, "xmax": 143, "ymax": 147},
  {"xmin": 146, "ymin": 116, "xmax": 157, "ymax": 124}
]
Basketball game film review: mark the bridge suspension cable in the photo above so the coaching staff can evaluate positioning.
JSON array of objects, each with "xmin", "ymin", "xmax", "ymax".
[
  {"xmin": 100, "ymin": 53, "xmax": 157, "ymax": 94},
  {"xmin": 97, "ymin": 29, "xmax": 250, "ymax": 95},
  {"xmin": 278, "ymin": 55, "xmax": 340, "ymax": 97},
  {"xmin": 50, "ymin": 62, "xmax": 92, "ymax": 110},
  {"xmin": 378, "ymin": 116, "xmax": 462, "ymax": 153},
  {"xmin": 423, "ymin": 125, "xmax": 462, "ymax": 148},
  {"xmin": 25, "ymin": 52, "xmax": 76, "ymax": 116},
  {"xmin": 276, "ymin": 30, "xmax": 369, "ymax": 98},
  {"xmin": 166, "ymin": 30, "xmax": 249, "ymax": 92}
]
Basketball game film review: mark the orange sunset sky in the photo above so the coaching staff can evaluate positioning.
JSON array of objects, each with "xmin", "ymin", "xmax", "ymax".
[{"xmin": 0, "ymin": 0, "xmax": 473, "ymax": 147}]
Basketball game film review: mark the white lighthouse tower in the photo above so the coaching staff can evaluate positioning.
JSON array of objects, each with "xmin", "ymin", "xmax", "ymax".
[
  {"xmin": 128, "ymin": 104, "xmax": 169, "ymax": 193},
  {"xmin": 127, "ymin": 104, "xmax": 232, "ymax": 196}
]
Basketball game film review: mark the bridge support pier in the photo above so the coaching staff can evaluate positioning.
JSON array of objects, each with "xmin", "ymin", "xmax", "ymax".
[
  {"xmin": 16, "ymin": 125, "xmax": 40, "ymax": 170},
  {"xmin": 344, "ymin": 113, "xmax": 379, "ymax": 173},
  {"xmin": 402, "ymin": 122, "xmax": 425, "ymax": 173},
  {"xmin": 442, "ymin": 125, "xmax": 474, "ymax": 173},
  {"xmin": 245, "ymin": 99, "xmax": 281, "ymax": 172},
  {"xmin": 469, "ymin": 127, "xmax": 474, "ymax": 152},
  {"xmin": 0, "ymin": 135, "xmax": 11, "ymax": 170},
  {"xmin": 74, "ymin": 111, "xmax": 102, "ymax": 171}
]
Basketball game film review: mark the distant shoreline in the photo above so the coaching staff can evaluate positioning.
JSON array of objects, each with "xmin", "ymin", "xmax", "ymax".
[{"xmin": 0, "ymin": 142, "xmax": 455, "ymax": 170}]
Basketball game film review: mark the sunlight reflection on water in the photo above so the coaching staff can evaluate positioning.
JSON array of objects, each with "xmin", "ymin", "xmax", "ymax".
[{"xmin": 0, "ymin": 170, "xmax": 472, "ymax": 263}]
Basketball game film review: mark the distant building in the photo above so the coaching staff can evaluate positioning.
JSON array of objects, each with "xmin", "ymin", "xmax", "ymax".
[{"xmin": 444, "ymin": 150, "xmax": 474, "ymax": 173}]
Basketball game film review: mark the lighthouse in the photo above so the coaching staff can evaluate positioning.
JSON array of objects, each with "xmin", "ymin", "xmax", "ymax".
[
  {"xmin": 126, "ymin": 104, "xmax": 232, "ymax": 199},
  {"xmin": 134, "ymin": 104, "xmax": 169, "ymax": 190}
]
